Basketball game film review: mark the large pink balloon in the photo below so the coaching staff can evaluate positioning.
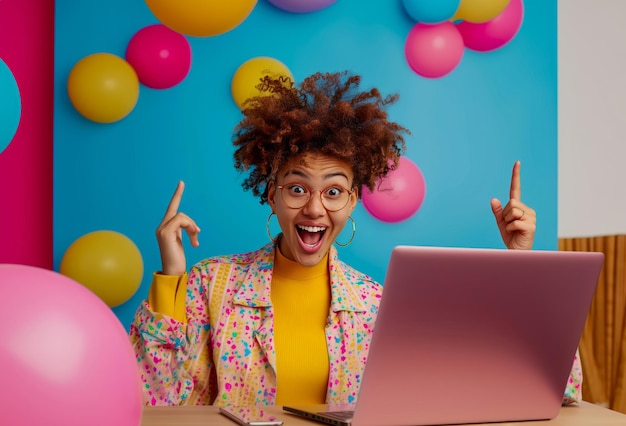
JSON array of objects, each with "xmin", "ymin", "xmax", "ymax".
[
  {"xmin": 267, "ymin": 0, "xmax": 336, "ymax": 13},
  {"xmin": 0, "ymin": 264, "xmax": 143, "ymax": 426},
  {"xmin": 362, "ymin": 157, "xmax": 426, "ymax": 223},
  {"xmin": 456, "ymin": 0, "xmax": 524, "ymax": 52},
  {"xmin": 405, "ymin": 22, "xmax": 464, "ymax": 79},
  {"xmin": 126, "ymin": 24, "xmax": 192, "ymax": 89}
]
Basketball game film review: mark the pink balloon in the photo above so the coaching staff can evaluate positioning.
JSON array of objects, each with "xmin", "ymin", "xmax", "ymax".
[
  {"xmin": 456, "ymin": 0, "xmax": 524, "ymax": 52},
  {"xmin": 405, "ymin": 22, "xmax": 464, "ymax": 78},
  {"xmin": 362, "ymin": 157, "xmax": 426, "ymax": 223},
  {"xmin": 126, "ymin": 24, "xmax": 191, "ymax": 89},
  {"xmin": 267, "ymin": 0, "xmax": 336, "ymax": 13},
  {"xmin": 0, "ymin": 264, "xmax": 143, "ymax": 426}
]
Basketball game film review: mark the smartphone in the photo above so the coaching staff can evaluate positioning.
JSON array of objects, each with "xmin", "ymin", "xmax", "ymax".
[{"xmin": 219, "ymin": 406, "xmax": 284, "ymax": 426}]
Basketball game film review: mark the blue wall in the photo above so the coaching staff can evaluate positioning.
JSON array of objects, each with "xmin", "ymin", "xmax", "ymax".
[{"xmin": 53, "ymin": 0, "xmax": 557, "ymax": 329}]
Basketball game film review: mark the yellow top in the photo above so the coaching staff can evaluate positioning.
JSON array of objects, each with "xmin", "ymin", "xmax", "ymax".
[
  {"xmin": 148, "ymin": 271, "xmax": 188, "ymax": 322},
  {"xmin": 272, "ymin": 248, "xmax": 330, "ymax": 405}
]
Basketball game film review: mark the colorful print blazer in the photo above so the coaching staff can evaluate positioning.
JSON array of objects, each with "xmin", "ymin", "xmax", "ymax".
[
  {"xmin": 130, "ymin": 241, "xmax": 583, "ymax": 406},
  {"xmin": 130, "ymin": 242, "xmax": 381, "ymax": 406}
]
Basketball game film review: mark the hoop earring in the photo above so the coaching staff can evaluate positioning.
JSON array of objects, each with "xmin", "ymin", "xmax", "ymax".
[
  {"xmin": 335, "ymin": 216, "xmax": 356, "ymax": 247},
  {"xmin": 266, "ymin": 212, "xmax": 278, "ymax": 242}
]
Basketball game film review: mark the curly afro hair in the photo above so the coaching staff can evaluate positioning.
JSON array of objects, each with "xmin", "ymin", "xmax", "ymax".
[{"xmin": 232, "ymin": 71, "xmax": 410, "ymax": 204}]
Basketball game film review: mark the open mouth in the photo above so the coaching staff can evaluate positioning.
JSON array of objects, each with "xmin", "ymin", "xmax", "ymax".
[{"xmin": 297, "ymin": 224, "xmax": 327, "ymax": 250}]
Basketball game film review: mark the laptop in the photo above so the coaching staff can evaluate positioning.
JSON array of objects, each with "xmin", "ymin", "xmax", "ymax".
[{"xmin": 283, "ymin": 245, "xmax": 604, "ymax": 426}]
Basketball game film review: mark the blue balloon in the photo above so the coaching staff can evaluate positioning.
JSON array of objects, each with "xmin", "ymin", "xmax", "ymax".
[
  {"xmin": 0, "ymin": 57, "xmax": 21, "ymax": 155},
  {"xmin": 402, "ymin": 0, "xmax": 460, "ymax": 24}
]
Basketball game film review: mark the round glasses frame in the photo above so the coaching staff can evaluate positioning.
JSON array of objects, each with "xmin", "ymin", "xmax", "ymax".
[{"xmin": 277, "ymin": 183, "xmax": 355, "ymax": 212}]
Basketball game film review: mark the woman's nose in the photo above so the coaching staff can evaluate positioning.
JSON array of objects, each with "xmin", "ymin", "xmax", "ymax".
[{"xmin": 302, "ymin": 190, "xmax": 326, "ymax": 216}]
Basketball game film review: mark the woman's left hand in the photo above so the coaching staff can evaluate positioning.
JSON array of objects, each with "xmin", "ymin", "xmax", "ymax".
[{"xmin": 490, "ymin": 161, "xmax": 536, "ymax": 250}]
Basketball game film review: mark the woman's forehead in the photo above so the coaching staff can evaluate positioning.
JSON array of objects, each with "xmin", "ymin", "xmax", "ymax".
[{"xmin": 279, "ymin": 153, "xmax": 353, "ymax": 181}]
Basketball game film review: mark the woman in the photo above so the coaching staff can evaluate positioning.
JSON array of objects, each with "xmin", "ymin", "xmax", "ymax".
[{"xmin": 130, "ymin": 71, "xmax": 579, "ymax": 407}]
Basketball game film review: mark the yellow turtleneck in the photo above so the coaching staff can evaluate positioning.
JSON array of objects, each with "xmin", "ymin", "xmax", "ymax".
[{"xmin": 272, "ymin": 247, "xmax": 331, "ymax": 405}]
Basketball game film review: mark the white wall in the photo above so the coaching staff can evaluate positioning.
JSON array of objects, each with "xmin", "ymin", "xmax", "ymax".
[{"xmin": 558, "ymin": 0, "xmax": 626, "ymax": 238}]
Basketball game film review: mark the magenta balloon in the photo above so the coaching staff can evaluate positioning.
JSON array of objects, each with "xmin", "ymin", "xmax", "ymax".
[
  {"xmin": 405, "ymin": 22, "xmax": 464, "ymax": 78},
  {"xmin": 0, "ymin": 264, "xmax": 143, "ymax": 426},
  {"xmin": 361, "ymin": 157, "xmax": 426, "ymax": 223},
  {"xmin": 267, "ymin": 0, "xmax": 337, "ymax": 13},
  {"xmin": 457, "ymin": 0, "xmax": 524, "ymax": 52},
  {"xmin": 126, "ymin": 24, "xmax": 192, "ymax": 89}
]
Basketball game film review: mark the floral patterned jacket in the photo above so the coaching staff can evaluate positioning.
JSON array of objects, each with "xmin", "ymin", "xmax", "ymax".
[{"xmin": 129, "ymin": 241, "xmax": 582, "ymax": 406}]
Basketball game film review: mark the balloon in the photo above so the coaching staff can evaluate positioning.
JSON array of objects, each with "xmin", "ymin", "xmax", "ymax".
[
  {"xmin": 405, "ymin": 22, "xmax": 464, "ymax": 78},
  {"xmin": 126, "ymin": 24, "xmax": 192, "ymax": 89},
  {"xmin": 231, "ymin": 56, "xmax": 294, "ymax": 109},
  {"xmin": 401, "ymin": 0, "xmax": 460, "ymax": 24},
  {"xmin": 0, "ymin": 264, "xmax": 143, "ymax": 426},
  {"xmin": 362, "ymin": 157, "xmax": 426, "ymax": 223},
  {"xmin": 0, "ymin": 58, "xmax": 21, "ymax": 155},
  {"xmin": 67, "ymin": 53, "xmax": 139, "ymax": 124},
  {"xmin": 457, "ymin": 0, "xmax": 523, "ymax": 52},
  {"xmin": 60, "ymin": 230, "xmax": 144, "ymax": 307},
  {"xmin": 267, "ymin": 0, "xmax": 337, "ymax": 13},
  {"xmin": 453, "ymin": 0, "xmax": 510, "ymax": 23},
  {"xmin": 145, "ymin": 0, "xmax": 258, "ymax": 37}
]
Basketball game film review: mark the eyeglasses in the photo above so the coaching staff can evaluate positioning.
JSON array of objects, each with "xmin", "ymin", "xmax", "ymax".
[{"xmin": 277, "ymin": 182, "xmax": 354, "ymax": 212}]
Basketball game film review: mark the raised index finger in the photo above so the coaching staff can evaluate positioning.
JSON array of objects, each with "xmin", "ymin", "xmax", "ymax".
[
  {"xmin": 509, "ymin": 160, "xmax": 521, "ymax": 200},
  {"xmin": 163, "ymin": 180, "xmax": 185, "ymax": 220}
]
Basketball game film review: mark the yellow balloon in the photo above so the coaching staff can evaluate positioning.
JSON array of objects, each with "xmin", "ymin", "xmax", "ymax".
[
  {"xmin": 145, "ymin": 0, "xmax": 258, "ymax": 37},
  {"xmin": 231, "ymin": 56, "xmax": 293, "ymax": 109},
  {"xmin": 60, "ymin": 230, "xmax": 144, "ymax": 308},
  {"xmin": 67, "ymin": 53, "xmax": 139, "ymax": 124},
  {"xmin": 453, "ymin": 0, "xmax": 510, "ymax": 23}
]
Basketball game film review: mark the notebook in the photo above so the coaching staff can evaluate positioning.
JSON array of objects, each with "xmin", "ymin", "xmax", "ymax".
[{"xmin": 283, "ymin": 245, "xmax": 604, "ymax": 426}]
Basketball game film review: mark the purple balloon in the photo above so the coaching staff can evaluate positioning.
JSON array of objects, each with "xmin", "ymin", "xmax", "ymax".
[{"xmin": 267, "ymin": 0, "xmax": 337, "ymax": 13}]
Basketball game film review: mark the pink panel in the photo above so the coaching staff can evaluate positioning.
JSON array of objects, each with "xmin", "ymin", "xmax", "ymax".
[{"xmin": 0, "ymin": 0, "xmax": 54, "ymax": 268}]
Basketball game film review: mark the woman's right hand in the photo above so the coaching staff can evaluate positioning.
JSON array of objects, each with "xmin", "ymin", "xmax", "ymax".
[{"xmin": 156, "ymin": 181, "xmax": 201, "ymax": 276}]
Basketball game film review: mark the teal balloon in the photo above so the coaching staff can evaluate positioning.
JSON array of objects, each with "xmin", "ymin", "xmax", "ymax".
[
  {"xmin": 0, "ymin": 58, "xmax": 21, "ymax": 155},
  {"xmin": 402, "ymin": 0, "xmax": 460, "ymax": 24}
]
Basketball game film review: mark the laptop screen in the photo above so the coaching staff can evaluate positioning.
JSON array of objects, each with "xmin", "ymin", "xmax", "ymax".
[{"xmin": 351, "ymin": 246, "xmax": 603, "ymax": 426}]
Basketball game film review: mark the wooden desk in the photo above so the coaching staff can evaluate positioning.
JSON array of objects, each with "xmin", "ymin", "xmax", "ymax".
[{"xmin": 141, "ymin": 402, "xmax": 626, "ymax": 425}]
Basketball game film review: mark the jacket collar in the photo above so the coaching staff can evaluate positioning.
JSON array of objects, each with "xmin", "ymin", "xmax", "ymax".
[{"xmin": 232, "ymin": 239, "xmax": 367, "ymax": 313}]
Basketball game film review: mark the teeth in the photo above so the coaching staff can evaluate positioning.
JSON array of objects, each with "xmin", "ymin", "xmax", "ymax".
[{"xmin": 298, "ymin": 225, "xmax": 326, "ymax": 233}]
